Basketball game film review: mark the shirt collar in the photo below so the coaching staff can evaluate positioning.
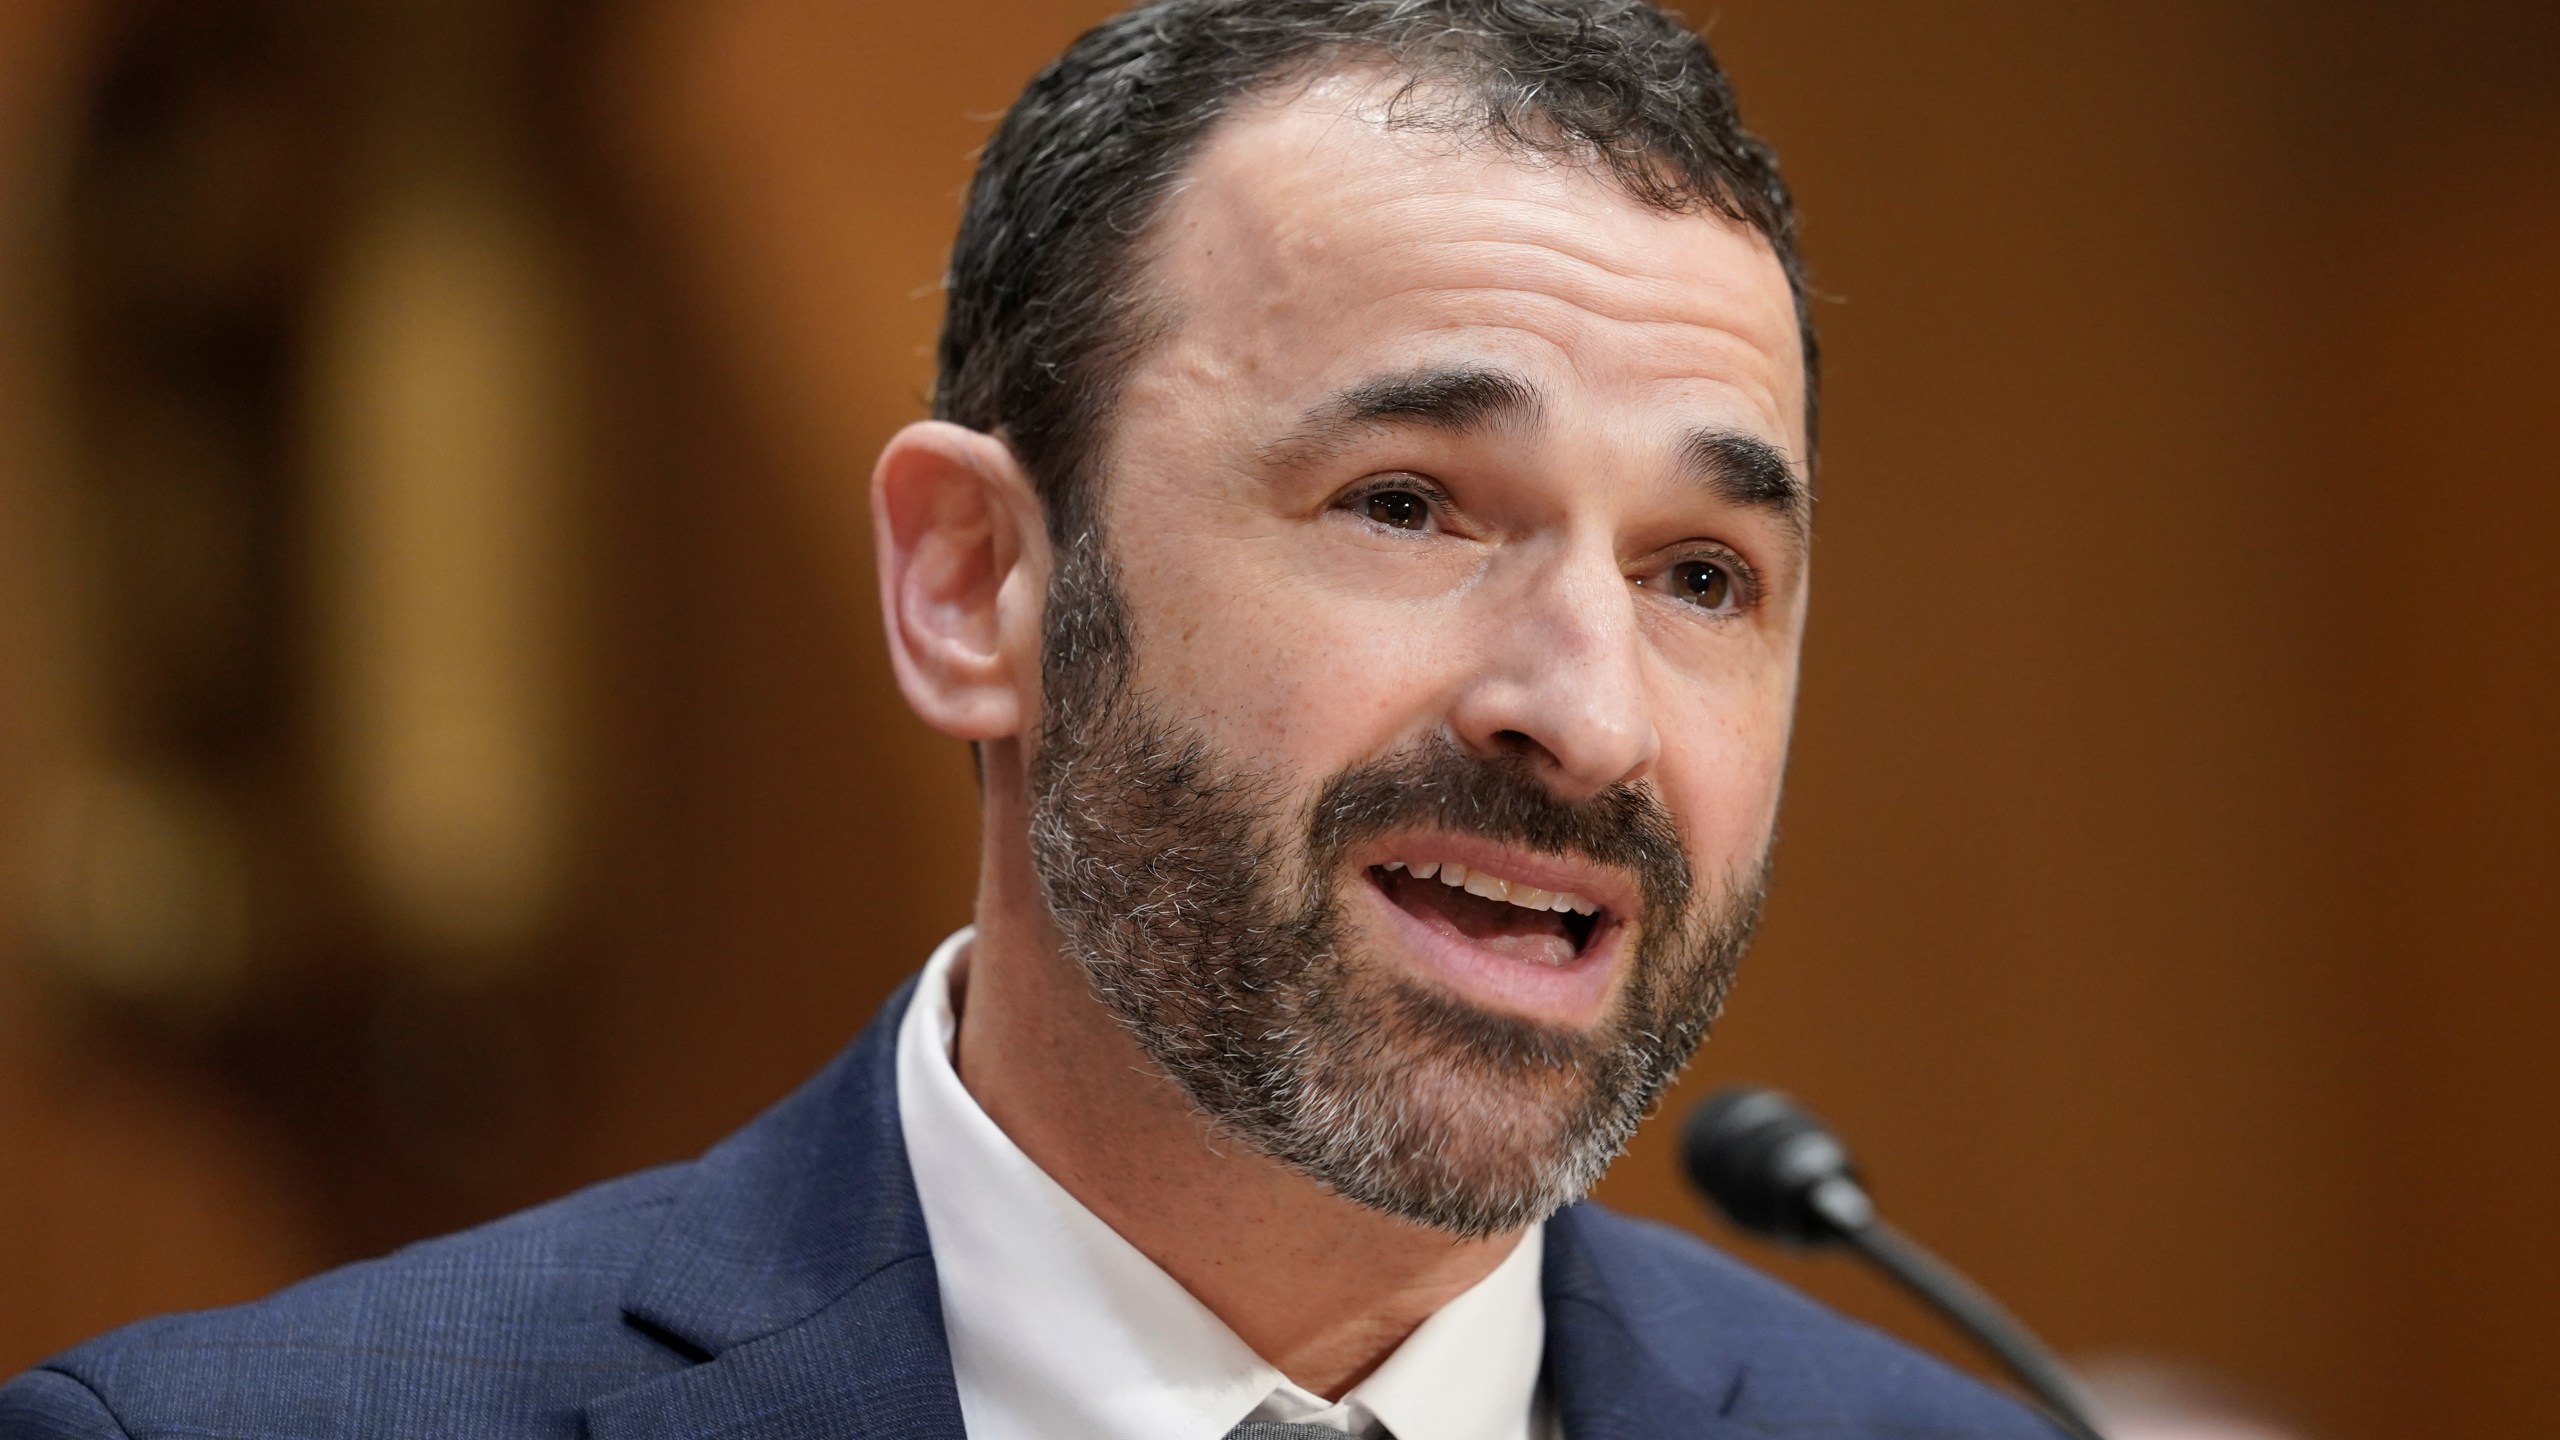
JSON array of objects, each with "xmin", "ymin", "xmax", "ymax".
[{"xmin": 897, "ymin": 928, "xmax": 1545, "ymax": 1440}]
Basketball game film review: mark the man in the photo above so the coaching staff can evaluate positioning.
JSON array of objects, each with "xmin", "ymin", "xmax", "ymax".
[{"xmin": 3, "ymin": 2, "xmax": 2058, "ymax": 1436}]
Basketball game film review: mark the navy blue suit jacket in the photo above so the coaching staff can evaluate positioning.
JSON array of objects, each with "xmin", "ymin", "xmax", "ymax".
[{"xmin": 2, "ymin": 981, "xmax": 2055, "ymax": 1437}]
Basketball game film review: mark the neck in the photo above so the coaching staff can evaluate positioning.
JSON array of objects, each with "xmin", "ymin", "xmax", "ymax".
[{"xmin": 949, "ymin": 748, "xmax": 1525, "ymax": 1398}]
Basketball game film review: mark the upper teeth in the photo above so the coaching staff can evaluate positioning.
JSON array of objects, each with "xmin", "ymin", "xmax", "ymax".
[{"xmin": 1383, "ymin": 859, "xmax": 1598, "ymax": 916}]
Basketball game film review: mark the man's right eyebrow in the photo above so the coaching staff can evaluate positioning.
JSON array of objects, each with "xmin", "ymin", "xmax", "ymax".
[{"xmin": 1257, "ymin": 365, "xmax": 1543, "ymax": 472}]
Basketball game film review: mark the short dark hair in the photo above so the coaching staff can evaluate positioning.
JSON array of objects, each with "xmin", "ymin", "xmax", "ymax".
[{"xmin": 935, "ymin": 0, "xmax": 1814, "ymax": 543}]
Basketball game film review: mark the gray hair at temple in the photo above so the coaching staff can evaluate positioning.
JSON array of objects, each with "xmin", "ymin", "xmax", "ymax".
[{"xmin": 933, "ymin": 0, "xmax": 1816, "ymax": 544}]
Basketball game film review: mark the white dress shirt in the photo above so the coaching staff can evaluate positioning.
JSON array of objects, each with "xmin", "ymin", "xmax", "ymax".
[{"xmin": 897, "ymin": 928, "xmax": 1558, "ymax": 1440}]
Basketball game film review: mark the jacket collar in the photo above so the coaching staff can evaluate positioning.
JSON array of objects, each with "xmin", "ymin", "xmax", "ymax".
[
  {"xmin": 581, "ymin": 976, "xmax": 1727, "ymax": 1440},
  {"xmin": 1542, "ymin": 1209, "xmax": 1762, "ymax": 1439},
  {"xmin": 587, "ymin": 977, "xmax": 968, "ymax": 1440}
]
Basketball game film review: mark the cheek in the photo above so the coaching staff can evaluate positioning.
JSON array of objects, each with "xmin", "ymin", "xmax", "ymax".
[
  {"xmin": 1113, "ymin": 535, "xmax": 1471, "ymax": 765},
  {"xmin": 1142, "ymin": 585, "xmax": 1456, "ymax": 759},
  {"xmin": 1655, "ymin": 680, "xmax": 1793, "ymax": 871}
]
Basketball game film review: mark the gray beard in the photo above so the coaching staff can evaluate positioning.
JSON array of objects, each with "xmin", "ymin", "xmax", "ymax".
[{"xmin": 1025, "ymin": 530, "xmax": 1767, "ymax": 1237}]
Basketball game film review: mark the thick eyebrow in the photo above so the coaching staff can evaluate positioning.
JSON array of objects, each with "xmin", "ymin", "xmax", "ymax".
[
  {"xmin": 1258, "ymin": 364, "xmax": 1542, "ymax": 472},
  {"xmin": 1681, "ymin": 428, "xmax": 1814, "ymax": 543},
  {"xmin": 1260, "ymin": 365, "xmax": 1813, "ymax": 541}
]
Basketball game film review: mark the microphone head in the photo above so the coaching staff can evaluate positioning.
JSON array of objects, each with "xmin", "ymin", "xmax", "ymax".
[{"xmin": 1681, "ymin": 1086, "xmax": 1865, "ymax": 1245}]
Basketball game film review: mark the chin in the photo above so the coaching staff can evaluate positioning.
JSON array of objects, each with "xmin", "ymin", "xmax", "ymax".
[{"xmin": 1258, "ymin": 959, "xmax": 1648, "ymax": 1237}]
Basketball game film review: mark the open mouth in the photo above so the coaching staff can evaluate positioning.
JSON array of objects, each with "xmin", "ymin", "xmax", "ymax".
[{"xmin": 1367, "ymin": 859, "xmax": 1609, "ymax": 970}]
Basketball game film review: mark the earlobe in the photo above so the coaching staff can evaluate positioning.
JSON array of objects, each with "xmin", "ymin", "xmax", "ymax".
[{"xmin": 871, "ymin": 421, "xmax": 1045, "ymax": 741}]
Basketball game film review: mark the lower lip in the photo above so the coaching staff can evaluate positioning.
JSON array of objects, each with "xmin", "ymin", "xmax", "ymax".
[{"xmin": 1359, "ymin": 872, "xmax": 1625, "ymax": 1028}]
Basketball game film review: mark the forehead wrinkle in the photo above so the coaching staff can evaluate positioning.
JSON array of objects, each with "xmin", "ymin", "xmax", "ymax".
[
  {"xmin": 1341, "ymin": 164, "xmax": 1784, "ymax": 290},
  {"xmin": 1385, "ymin": 235, "xmax": 1792, "ymax": 354},
  {"xmin": 1166, "ymin": 110, "xmax": 1791, "ymax": 340},
  {"xmin": 1181, "ymin": 134, "xmax": 1774, "ymax": 322},
  {"xmin": 1318, "ymin": 225, "xmax": 1796, "ymax": 386}
]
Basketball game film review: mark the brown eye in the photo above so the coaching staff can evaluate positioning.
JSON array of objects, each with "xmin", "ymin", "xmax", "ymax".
[
  {"xmin": 1669, "ymin": 559, "xmax": 1734, "ymax": 610},
  {"xmin": 1362, "ymin": 489, "xmax": 1430, "ymax": 530}
]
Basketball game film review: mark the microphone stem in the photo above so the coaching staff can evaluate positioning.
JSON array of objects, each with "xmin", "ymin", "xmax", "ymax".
[{"xmin": 1821, "ymin": 1197, "xmax": 2106, "ymax": 1440}]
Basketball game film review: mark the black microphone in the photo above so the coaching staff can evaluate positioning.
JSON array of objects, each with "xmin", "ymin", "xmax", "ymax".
[{"xmin": 1681, "ymin": 1087, "xmax": 2106, "ymax": 1440}]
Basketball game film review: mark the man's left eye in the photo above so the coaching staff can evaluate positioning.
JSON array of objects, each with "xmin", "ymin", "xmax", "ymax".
[
  {"xmin": 1360, "ymin": 488, "xmax": 1432, "ymax": 530},
  {"xmin": 1643, "ymin": 557, "xmax": 1745, "ymax": 613}
]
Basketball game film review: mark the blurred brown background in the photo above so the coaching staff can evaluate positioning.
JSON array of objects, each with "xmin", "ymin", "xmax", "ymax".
[{"xmin": 1, "ymin": 2, "xmax": 2553, "ymax": 1436}]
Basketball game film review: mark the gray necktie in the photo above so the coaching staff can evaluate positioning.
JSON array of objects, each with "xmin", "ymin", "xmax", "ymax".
[{"xmin": 1225, "ymin": 1423, "xmax": 1388, "ymax": 1440}]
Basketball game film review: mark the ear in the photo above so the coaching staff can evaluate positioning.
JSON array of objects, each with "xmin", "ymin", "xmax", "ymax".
[{"xmin": 870, "ymin": 420, "xmax": 1048, "ymax": 741}]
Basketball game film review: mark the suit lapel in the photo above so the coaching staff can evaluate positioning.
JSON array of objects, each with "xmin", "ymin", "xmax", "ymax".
[
  {"xmin": 585, "ymin": 979, "xmax": 967, "ymax": 1440},
  {"xmin": 582, "ymin": 1255, "xmax": 963, "ymax": 1440},
  {"xmin": 1542, "ymin": 1208, "xmax": 1761, "ymax": 1440},
  {"xmin": 581, "ymin": 982, "xmax": 1784, "ymax": 1439}
]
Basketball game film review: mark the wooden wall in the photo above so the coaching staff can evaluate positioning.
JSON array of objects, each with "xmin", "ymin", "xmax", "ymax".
[{"xmin": 2, "ymin": 3, "xmax": 2552, "ymax": 1437}]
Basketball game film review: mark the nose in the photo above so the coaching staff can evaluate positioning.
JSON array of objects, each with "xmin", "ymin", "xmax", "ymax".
[{"xmin": 1447, "ymin": 539, "xmax": 1661, "ymax": 798}]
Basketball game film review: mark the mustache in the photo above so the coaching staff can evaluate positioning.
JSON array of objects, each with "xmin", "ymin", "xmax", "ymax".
[{"xmin": 1305, "ymin": 736, "xmax": 1694, "ymax": 930}]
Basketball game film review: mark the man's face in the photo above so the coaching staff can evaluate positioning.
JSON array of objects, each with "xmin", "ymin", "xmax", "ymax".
[{"xmin": 1025, "ymin": 79, "xmax": 1811, "ymax": 1235}]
